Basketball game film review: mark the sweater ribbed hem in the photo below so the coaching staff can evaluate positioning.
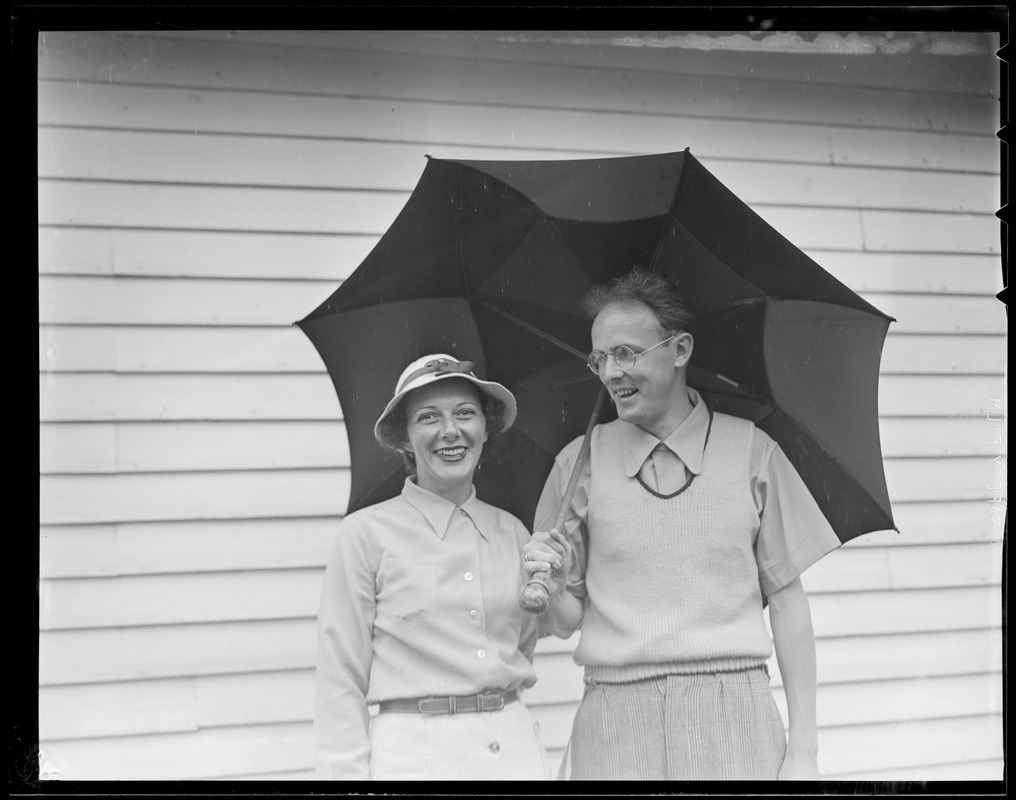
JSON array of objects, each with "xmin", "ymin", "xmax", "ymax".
[{"xmin": 584, "ymin": 656, "xmax": 769, "ymax": 684}]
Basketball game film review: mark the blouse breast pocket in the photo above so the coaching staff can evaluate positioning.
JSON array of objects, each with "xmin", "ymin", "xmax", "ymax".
[{"xmin": 377, "ymin": 556, "xmax": 438, "ymax": 621}]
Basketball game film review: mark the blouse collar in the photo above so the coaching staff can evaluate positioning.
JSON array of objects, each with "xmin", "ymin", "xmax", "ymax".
[{"xmin": 401, "ymin": 477, "xmax": 488, "ymax": 541}]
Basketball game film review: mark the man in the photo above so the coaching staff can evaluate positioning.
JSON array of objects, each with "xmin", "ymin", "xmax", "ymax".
[{"xmin": 523, "ymin": 269, "xmax": 840, "ymax": 781}]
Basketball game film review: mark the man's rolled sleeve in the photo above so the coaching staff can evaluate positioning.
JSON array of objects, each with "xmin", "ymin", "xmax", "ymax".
[
  {"xmin": 754, "ymin": 439, "xmax": 841, "ymax": 598},
  {"xmin": 533, "ymin": 436, "xmax": 589, "ymax": 599}
]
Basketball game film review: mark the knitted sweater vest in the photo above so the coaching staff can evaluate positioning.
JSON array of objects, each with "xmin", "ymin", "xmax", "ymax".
[{"xmin": 578, "ymin": 412, "xmax": 773, "ymax": 682}]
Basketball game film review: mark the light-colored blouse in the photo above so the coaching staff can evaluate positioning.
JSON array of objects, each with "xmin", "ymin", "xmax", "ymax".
[{"xmin": 314, "ymin": 477, "xmax": 538, "ymax": 779}]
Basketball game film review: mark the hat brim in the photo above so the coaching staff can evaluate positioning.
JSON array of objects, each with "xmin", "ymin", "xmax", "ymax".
[{"xmin": 374, "ymin": 371, "xmax": 517, "ymax": 451}]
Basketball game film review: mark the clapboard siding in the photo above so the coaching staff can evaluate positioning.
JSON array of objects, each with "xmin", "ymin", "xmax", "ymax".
[
  {"xmin": 39, "ymin": 129, "xmax": 1001, "ymax": 215},
  {"xmin": 40, "ymin": 619, "xmax": 321, "ymax": 685},
  {"xmin": 39, "ymin": 666, "xmax": 1004, "ymax": 740},
  {"xmin": 36, "ymin": 415, "xmax": 1005, "ymax": 477},
  {"xmin": 35, "ymin": 499, "xmax": 1006, "ymax": 584},
  {"xmin": 213, "ymin": 758, "xmax": 1008, "ymax": 780},
  {"xmin": 817, "ymin": 715, "xmax": 1003, "ymax": 777},
  {"xmin": 38, "ymin": 372, "xmax": 1006, "ymax": 424},
  {"xmin": 37, "ymin": 325, "xmax": 1008, "ymax": 375},
  {"xmin": 39, "ymin": 469, "xmax": 351, "ymax": 524},
  {"xmin": 41, "ymin": 568, "xmax": 325, "ymax": 630},
  {"xmin": 35, "ymin": 532, "xmax": 1000, "ymax": 602},
  {"xmin": 42, "ymin": 712, "xmax": 1004, "ymax": 781},
  {"xmin": 39, "ymin": 374, "xmax": 342, "ymax": 422},
  {"xmin": 134, "ymin": 30, "xmax": 999, "ymax": 94},
  {"xmin": 33, "ymin": 503, "xmax": 1010, "ymax": 583},
  {"xmin": 37, "ymin": 90, "xmax": 1002, "ymax": 174},
  {"xmin": 40, "ymin": 421, "xmax": 352, "ymax": 473},
  {"xmin": 39, "ymin": 518, "xmax": 337, "ymax": 578},
  {"xmin": 836, "ymin": 759, "xmax": 1005, "ymax": 781},
  {"xmin": 38, "ymin": 227, "xmax": 376, "ymax": 280},
  {"xmin": 37, "ymin": 30, "xmax": 1004, "ymax": 781},
  {"xmin": 40, "ymin": 569, "xmax": 1004, "ymax": 632},
  {"xmin": 39, "ymin": 722, "xmax": 314, "ymax": 781},
  {"xmin": 39, "ymin": 619, "xmax": 1003, "ymax": 688},
  {"xmin": 36, "ymin": 456, "xmax": 1005, "ymax": 525},
  {"xmin": 37, "ymin": 32, "xmax": 997, "ymax": 133},
  {"xmin": 38, "ymin": 182, "xmax": 1001, "ymax": 254},
  {"xmin": 37, "ymin": 181, "xmax": 408, "ymax": 234},
  {"xmin": 39, "ymin": 277, "xmax": 1007, "ymax": 333},
  {"xmin": 39, "ymin": 226, "xmax": 1004, "ymax": 295}
]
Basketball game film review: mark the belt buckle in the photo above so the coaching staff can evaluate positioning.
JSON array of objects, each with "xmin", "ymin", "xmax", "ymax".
[
  {"xmin": 479, "ymin": 692, "xmax": 505, "ymax": 712},
  {"xmin": 417, "ymin": 697, "xmax": 452, "ymax": 715}
]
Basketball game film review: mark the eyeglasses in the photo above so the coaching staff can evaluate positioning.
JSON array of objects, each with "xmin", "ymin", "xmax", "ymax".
[{"xmin": 587, "ymin": 334, "xmax": 677, "ymax": 374}]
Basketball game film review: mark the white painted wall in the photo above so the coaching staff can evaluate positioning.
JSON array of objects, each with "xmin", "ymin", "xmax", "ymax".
[{"xmin": 38, "ymin": 30, "xmax": 1004, "ymax": 781}]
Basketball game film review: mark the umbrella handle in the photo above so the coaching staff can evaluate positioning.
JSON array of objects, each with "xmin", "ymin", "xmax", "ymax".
[{"xmin": 520, "ymin": 384, "xmax": 609, "ymax": 615}]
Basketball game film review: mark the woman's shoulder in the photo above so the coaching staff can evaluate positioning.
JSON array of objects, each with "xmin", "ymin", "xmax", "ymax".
[
  {"xmin": 339, "ymin": 494, "xmax": 410, "ymax": 535},
  {"xmin": 330, "ymin": 495, "xmax": 414, "ymax": 567}
]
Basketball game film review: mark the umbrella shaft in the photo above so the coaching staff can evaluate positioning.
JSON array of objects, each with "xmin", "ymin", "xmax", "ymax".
[{"xmin": 554, "ymin": 384, "xmax": 609, "ymax": 531}]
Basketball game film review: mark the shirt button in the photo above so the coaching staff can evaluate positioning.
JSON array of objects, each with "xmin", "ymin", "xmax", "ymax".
[
  {"xmin": 464, "ymin": 571, "xmax": 474, "ymax": 581},
  {"xmin": 469, "ymin": 609, "xmax": 480, "ymax": 620},
  {"xmin": 477, "ymin": 648, "xmax": 486, "ymax": 658},
  {"xmin": 489, "ymin": 742, "xmax": 500, "ymax": 753}
]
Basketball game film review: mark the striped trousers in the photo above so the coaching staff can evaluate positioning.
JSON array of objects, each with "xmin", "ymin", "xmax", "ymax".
[{"xmin": 568, "ymin": 668, "xmax": 787, "ymax": 780}]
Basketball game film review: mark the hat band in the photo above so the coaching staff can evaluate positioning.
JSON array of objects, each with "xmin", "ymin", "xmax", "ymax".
[{"xmin": 398, "ymin": 358, "xmax": 477, "ymax": 393}]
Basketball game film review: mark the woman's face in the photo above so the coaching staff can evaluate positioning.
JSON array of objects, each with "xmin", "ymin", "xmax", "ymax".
[{"xmin": 403, "ymin": 379, "xmax": 488, "ymax": 503}]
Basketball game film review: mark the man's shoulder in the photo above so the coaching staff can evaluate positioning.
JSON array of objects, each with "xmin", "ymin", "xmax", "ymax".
[
  {"xmin": 712, "ymin": 410, "xmax": 752, "ymax": 427},
  {"xmin": 556, "ymin": 433, "xmax": 586, "ymax": 462},
  {"xmin": 712, "ymin": 411, "xmax": 772, "ymax": 441},
  {"xmin": 580, "ymin": 417, "xmax": 631, "ymax": 448},
  {"xmin": 554, "ymin": 417, "xmax": 627, "ymax": 463},
  {"xmin": 709, "ymin": 412, "xmax": 782, "ymax": 467}
]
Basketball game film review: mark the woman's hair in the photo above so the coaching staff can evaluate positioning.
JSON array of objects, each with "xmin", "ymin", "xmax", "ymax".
[
  {"xmin": 377, "ymin": 377, "xmax": 510, "ymax": 476},
  {"xmin": 580, "ymin": 267, "xmax": 696, "ymax": 334}
]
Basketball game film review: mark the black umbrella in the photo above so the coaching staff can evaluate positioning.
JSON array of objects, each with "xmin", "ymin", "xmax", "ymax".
[{"xmin": 297, "ymin": 150, "xmax": 897, "ymax": 555}]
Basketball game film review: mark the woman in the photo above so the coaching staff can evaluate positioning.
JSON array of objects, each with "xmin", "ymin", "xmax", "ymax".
[{"xmin": 313, "ymin": 354, "xmax": 554, "ymax": 780}]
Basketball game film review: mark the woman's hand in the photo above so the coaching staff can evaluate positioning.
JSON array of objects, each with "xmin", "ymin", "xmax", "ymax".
[{"xmin": 522, "ymin": 529, "xmax": 573, "ymax": 596}]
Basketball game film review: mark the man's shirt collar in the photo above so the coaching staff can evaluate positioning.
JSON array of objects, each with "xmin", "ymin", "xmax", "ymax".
[{"xmin": 620, "ymin": 388, "xmax": 710, "ymax": 477}]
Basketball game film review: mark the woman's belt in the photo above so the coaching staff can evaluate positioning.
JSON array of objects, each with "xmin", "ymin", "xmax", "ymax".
[{"xmin": 378, "ymin": 688, "xmax": 519, "ymax": 715}]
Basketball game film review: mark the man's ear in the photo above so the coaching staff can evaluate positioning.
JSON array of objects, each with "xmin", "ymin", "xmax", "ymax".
[{"xmin": 673, "ymin": 332, "xmax": 694, "ymax": 368}]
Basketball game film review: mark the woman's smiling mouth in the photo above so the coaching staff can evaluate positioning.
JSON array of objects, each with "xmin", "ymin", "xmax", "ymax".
[{"xmin": 435, "ymin": 446, "xmax": 468, "ymax": 460}]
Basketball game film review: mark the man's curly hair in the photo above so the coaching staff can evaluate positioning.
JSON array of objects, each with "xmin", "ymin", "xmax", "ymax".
[{"xmin": 580, "ymin": 267, "xmax": 696, "ymax": 334}]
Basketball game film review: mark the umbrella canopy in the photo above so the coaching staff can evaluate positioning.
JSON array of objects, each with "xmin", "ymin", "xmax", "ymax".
[{"xmin": 298, "ymin": 150, "xmax": 897, "ymax": 543}]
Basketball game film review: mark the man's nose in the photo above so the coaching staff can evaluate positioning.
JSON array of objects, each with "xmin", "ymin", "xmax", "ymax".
[{"xmin": 602, "ymin": 353, "xmax": 625, "ymax": 380}]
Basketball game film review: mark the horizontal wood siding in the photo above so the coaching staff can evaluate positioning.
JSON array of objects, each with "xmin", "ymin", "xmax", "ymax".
[{"xmin": 37, "ymin": 30, "xmax": 1003, "ymax": 781}]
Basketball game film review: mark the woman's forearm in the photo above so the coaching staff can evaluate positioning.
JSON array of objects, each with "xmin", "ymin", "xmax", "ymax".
[{"xmin": 537, "ymin": 585, "xmax": 584, "ymax": 638}]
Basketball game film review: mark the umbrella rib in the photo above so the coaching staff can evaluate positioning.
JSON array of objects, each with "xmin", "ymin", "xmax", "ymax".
[
  {"xmin": 478, "ymin": 301, "xmax": 589, "ymax": 361},
  {"xmin": 514, "ymin": 373, "xmax": 600, "ymax": 394}
]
